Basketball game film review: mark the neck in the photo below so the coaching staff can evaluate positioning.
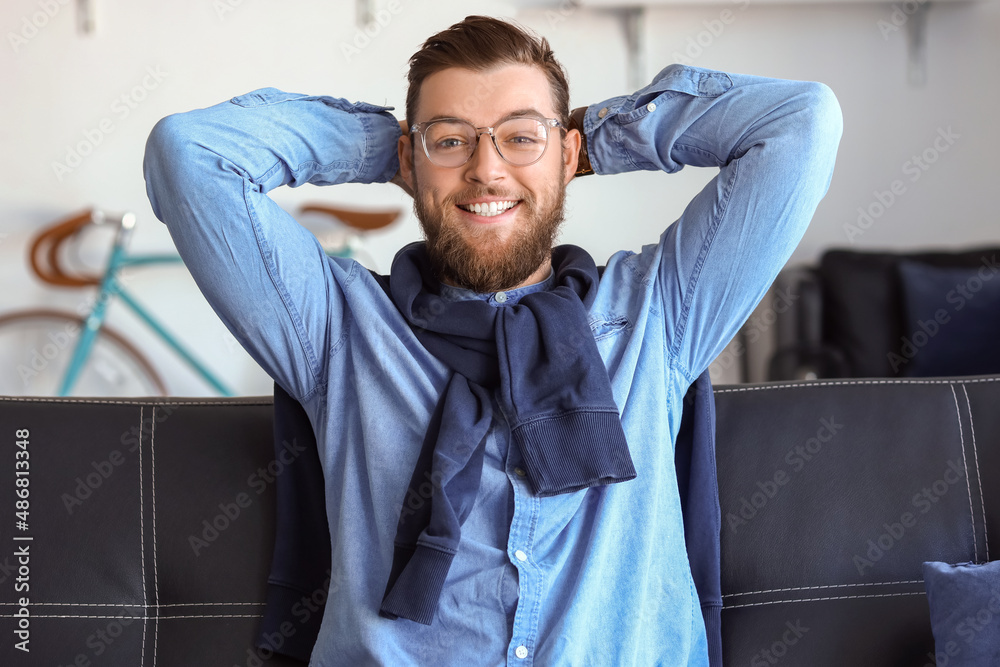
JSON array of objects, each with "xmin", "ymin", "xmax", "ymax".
[{"xmin": 441, "ymin": 258, "xmax": 553, "ymax": 293}]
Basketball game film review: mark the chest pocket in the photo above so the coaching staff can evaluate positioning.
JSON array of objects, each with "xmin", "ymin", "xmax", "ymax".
[
  {"xmin": 590, "ymin": 316, "xmax": 633, "ymax": 385},
  {"xmin": 590, "ymin": 316, "xmax": 631, "ymax": 341}
]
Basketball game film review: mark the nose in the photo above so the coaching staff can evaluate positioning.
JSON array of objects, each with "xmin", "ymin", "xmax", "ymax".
[{"xmin": 463, "ymin": 131, "xmax": 507, "ymax": 185}]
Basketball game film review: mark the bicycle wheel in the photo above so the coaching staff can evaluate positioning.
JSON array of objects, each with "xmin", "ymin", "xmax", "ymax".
[{"xmin": 0, "ymin": 309, "xmax": 167, "ymax": 396}]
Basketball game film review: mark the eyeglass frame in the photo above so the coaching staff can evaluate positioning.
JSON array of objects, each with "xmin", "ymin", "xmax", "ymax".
[{"xmin": 409, "ymin": 115, "xmax": 567, "ymax": 168}]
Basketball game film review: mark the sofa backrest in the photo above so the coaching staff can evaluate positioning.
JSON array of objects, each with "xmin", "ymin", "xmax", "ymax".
[
  {"xmin": 715, "ymin": 375, "xmax": 1000, "ymax": 665},
  {"xmin": 1, "ymin": 375, "xmax": 998, "ymax": 665}
]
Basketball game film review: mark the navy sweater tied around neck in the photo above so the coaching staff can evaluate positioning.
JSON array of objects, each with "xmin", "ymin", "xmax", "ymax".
[{"xmin": 379, "ymin": 242, "xmax": 637, "ymax": 624}]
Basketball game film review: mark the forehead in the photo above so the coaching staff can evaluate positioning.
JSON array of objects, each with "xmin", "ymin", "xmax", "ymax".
[{"xmin": 415, "ymin": 64, "xmax": 557, "ymax": 125}]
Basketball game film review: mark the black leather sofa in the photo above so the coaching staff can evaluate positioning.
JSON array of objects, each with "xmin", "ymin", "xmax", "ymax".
[{"xmin": 2, "ymin": 374, "xmax": 998, "ymax": 666}]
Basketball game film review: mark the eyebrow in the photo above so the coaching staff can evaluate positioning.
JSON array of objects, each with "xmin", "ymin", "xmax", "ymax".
[{"xmin": 423, "ymin": 108, "xmax": 548, "ymax": 125}]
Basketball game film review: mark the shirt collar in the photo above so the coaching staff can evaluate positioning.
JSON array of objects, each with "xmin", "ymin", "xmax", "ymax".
[{"xmin": 438, "ymin": 269, "xmax": 556, "ymax": 306}]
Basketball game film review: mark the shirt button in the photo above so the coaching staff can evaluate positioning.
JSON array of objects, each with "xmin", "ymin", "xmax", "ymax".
[
  {"xmin": 515, "ymin": 645, "xmax": 529, "ymax": 659},
  {"xmin": 494, "ymin": 291, "xmax": 508, "ymax": 303},
  {"xmin": 514, "ymin": 467, "xmax": 526, "ymax": 477},
  {"xmin": 514, "ymin": 549, "xmax": 528, "ymax": 562},
  {"xmin": 597, "ymin": 107, "xmax": 608, "ymax": 119},
  {"xmin": 646, "ymin": 102, "xmax": 657, "ymax": 112}
]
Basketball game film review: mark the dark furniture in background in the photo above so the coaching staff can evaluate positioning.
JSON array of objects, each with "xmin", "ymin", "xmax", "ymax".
[
  {"xmin": 2, "ymin": 375, "xmax": 998, "ymax": 665},
  {"xmin": 768, "ymin": 246, "xmax": 1000, "ymax": 381}
]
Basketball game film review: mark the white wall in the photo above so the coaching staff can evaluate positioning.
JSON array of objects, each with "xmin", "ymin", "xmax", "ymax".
[{"xmin": 2, "ymin": 0, "xmax": 998, "ymax": 394}]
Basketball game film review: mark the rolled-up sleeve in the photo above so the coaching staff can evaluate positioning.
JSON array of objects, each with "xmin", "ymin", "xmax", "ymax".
[
  {"xmin": 143, "ymin": 89, "xmax": 401, "ymax": 400},
  {"xmin": 585, "ymin": 65, "xmax": 843, "ymax": 379}
]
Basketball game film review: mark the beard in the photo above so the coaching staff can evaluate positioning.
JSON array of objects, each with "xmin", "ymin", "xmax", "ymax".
[{"xmin": 412, "ymin": 170, "xmax": 567, "ymax": 294}]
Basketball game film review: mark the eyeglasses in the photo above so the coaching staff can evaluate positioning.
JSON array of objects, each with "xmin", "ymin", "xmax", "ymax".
[{"xmin": 410, "ymin": 116, "xmax": 565, "ymax": 168}]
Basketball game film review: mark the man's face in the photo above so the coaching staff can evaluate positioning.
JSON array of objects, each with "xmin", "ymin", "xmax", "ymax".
[{"xmin": 399, "ymin": 64, "xmax": 580, "ymax": 293}]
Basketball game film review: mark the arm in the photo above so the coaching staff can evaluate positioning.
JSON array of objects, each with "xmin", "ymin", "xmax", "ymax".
[
  {"xmin": 143, "ymin": 89, "xmax": 402, "ymax": 400},
  {"xmin": 581, "ymin": 64, "xmax": 843, "ymax": 379}
]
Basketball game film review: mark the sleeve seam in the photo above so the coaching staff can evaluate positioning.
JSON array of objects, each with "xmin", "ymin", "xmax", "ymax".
[
  {"xmin": 666, "ymin": 156, "xmax": 741, "ymax": 375},
  {"xmin": 243, "ymin": 178, "xmax": 325, "ymax": 397}
]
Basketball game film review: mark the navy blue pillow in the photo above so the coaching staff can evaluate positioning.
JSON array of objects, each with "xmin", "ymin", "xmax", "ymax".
[
  {"xmin": 923, "ymin": 560, "xmax": 1000, "ymax": 665},
  {"xmin": 895, "ymin": 259, "xmax": 1000, "ymax": 377}
]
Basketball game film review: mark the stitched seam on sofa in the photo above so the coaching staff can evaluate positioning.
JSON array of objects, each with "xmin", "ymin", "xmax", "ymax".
[
  {"xmin": 961, "ymin": 383, "xmax": 989, "ymax": 561},
  {"xmin": 0, "ymin": 613, "xmax": 266, "ymax": 619},
  {"xmin": 949, "ymin": 383, "xmax": 980, "ymax": 562},
  {"xmin": 713, "ymin": 377, "xmax": 1000, "ymax": 394},
  {"xmin": 138, "ymin": 406, "xmax": 148, "ymax": 667},
  {"xmin": 151, "ymin": 406, "xmax": 160, "ymax": 667},
  {"xmin": 0, "ymin": 602, "xmax": 267, "ymax": 607},
  {"xmin": 722, "ymin": 580, "xmax": 925, "ymax": 597},
  {"xmin": 0, "ymin": 397, "xmax": 274, "ymax": 405},
  {"xmin": 723, "ymin": 591, "xmax": 925, "ymax": 610}
]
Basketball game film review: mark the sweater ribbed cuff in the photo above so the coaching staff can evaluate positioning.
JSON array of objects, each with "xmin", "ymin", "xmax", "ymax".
[
  {"xmin": 703, "ymin": 603, "xmax": 722, "ymax": 667},
  {"xmin": 514, "ymin": 410, "xmax": 636, "ymax": 497},
  {"xmin": 379, "ymin": 543, "xmax": 456, "ymax": 625}
]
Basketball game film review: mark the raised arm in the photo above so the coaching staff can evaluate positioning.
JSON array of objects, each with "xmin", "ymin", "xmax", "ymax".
[
  {"xmin": 582, "ymin": 64, "xmax": 843, "ymax": 379},
  {"xmin": 142, "ymin": 89, "xmax": 402, "ymax": 400}
]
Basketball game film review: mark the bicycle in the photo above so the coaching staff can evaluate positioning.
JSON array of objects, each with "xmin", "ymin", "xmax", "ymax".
[{"xmin": 0, "ymin": 205, "xmax": 401, "ymax": 397}]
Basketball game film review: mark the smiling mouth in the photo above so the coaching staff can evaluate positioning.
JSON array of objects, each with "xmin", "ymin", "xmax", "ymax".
[{"xmin": 457, "ymin": 200, "xmax": 521, "ymax": 218}]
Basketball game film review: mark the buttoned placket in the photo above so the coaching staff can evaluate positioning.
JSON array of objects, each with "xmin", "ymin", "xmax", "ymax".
[
  {"xmin": 501, "ymin": 406, "xmax": 542, "ymax": 666},
  {"xmin": 438, "ymin": 275, "xmax": 555, "ymax": 664}
]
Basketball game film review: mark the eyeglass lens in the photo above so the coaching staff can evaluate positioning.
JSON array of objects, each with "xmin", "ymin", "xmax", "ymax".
[{"xmin": 423, "ymin": 118, "xmax": 549, "ymax": 167}]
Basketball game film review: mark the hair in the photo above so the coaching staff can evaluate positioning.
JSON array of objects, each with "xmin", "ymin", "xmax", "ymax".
[{"xmin": 405, "ymin": 15, "xmax": 570, "ymax": 127}]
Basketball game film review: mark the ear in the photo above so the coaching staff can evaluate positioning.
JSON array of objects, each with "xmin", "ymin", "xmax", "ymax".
[
  {"xmin": 397, "ymin": 128, "xmax": 416, "ymax": 193},
  {"xmin": 562, "ymin": 128, "xmax": 581, "ymax": 185}
]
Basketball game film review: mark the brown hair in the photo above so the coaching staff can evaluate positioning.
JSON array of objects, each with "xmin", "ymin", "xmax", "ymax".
[{"xmin": 405, "ymin": 15, "xmax": 570, "ymax": 127}]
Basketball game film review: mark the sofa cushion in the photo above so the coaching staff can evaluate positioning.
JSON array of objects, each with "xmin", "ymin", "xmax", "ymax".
[
  {"xmin": 819, "ymin": 248, "xmax": 1000, "ymax": 377},
  {"xmin": 922, "ymin": 560, "xmax": 1000, "ymax": 664},
  {"xmin": 896, "ymin": 260, "xmax": 1000, "ymax": 377}
]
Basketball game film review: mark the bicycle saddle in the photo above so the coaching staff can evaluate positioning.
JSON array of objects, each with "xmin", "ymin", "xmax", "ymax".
[{"xmin": 299, "ymin": 204, "xmax": 402, "ymax": 231}]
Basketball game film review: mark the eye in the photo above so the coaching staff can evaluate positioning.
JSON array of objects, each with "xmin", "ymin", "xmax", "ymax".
[
  {"xmin": 497, "ymin": 118, "xmax": 547, "ymax": 151},
  {"xmin": 434, "ymin": 136, "xmax": 468, "ymax": 150},
  {"xmin": 504, "ymin": 134, "xmax": 542, "ymax": 146}
]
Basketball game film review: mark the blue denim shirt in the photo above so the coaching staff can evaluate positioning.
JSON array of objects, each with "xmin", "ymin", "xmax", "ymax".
[{"xmin": 143, "ymin": 64, "xmax": 842, "ymax": 666}]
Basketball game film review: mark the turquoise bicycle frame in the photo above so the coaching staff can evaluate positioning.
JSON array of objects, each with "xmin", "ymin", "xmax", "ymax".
[{"xmin": 59, "ymin": 214, "xmax": 236, "ymax": 396}]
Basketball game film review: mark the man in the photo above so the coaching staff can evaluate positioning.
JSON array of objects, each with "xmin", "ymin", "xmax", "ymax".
[{"xmin": 143, "ymin": 15, "xmax": 841, "ymax": 666}]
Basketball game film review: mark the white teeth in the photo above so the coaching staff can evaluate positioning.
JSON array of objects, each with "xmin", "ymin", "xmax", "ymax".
[{"xmin": 461, "ymin": 200, "xmax": 518, "ymax": 217}]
